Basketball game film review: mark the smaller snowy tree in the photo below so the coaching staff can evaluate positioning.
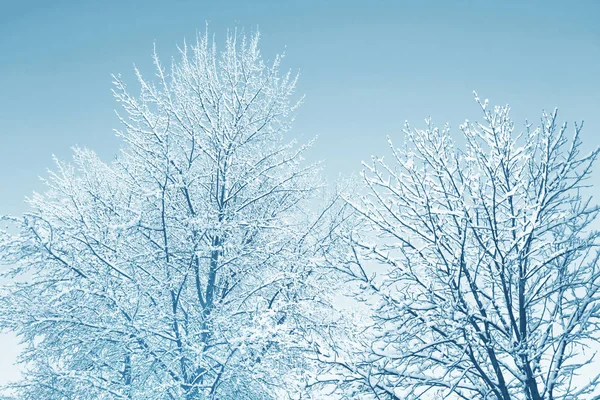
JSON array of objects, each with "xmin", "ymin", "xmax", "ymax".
[{"xmin": 326, "ymin": 96, "xmax": 600, "ymax": 399}]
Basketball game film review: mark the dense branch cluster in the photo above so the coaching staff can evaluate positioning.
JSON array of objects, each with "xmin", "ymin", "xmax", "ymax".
[{"xmin": 0, "ymin": 31, "xmax": 334, "ymax": 400}]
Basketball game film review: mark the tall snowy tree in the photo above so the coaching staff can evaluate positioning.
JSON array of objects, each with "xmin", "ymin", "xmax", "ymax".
[
  {"xmin": 0, "ymin": 30, "xmax": 335, "ymax": 399},
  {"xmin": 320, "ymin": 96, "xmax": 600, "ymax": 399}
]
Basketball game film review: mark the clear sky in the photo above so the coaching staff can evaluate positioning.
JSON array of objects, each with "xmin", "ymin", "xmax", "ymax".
[{"xmin": 1, "ymin": 0, "xmax": 599, "ymax": 384}]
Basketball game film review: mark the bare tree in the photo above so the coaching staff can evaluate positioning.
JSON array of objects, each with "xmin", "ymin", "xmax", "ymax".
[
  {"xmin": 323, "ymin": 96, "xmax": 600, "ymax": 399},
  {"xmin": 0, "ymin": 29, "xmax": 334, "ymax": 400}
]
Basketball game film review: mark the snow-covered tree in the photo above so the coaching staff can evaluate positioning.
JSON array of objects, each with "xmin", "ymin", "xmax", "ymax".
[
  {"xmin": 0, "ymin": 30, "xmax": 334, "ymax": 399},
  {"xmin": 325, "ymin": 96, "xmax": 600, "ymax": 399}
]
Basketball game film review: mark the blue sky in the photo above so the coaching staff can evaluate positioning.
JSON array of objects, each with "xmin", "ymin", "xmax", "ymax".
[{"xmin": 0, "ymin": 0, "xmax": 599, "ymax": 382}]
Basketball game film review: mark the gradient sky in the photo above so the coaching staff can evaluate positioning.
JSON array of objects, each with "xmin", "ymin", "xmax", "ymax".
[{"xmin": 1, "ymin": 0, "xmax": 599, "ymax": 384}]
